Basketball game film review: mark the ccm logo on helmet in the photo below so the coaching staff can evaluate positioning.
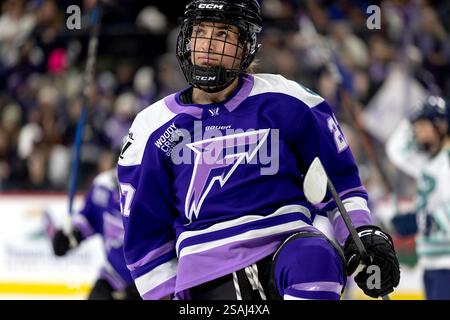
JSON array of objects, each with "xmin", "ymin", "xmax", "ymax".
[
  {"xmin": 195, "ymin": 75, "xmax": 217, "ymax": 81},
  {"xmin": 198, "ymin": 3, "xmax": 224, "ymax": 9}
]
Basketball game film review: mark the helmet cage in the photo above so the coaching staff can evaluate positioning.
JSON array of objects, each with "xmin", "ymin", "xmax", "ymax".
[{"xmin": 176, "ymin": 0, "xmax": 261, "ymax": 93}]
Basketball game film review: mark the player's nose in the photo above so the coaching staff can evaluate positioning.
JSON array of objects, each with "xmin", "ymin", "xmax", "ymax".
[
  {"xmin": 199, "ymin": 38, "xmax": 215, "ymax": 53},
  {"xmin": 198, "ymin": 30, "xmax": 217, "ymax": 52}
]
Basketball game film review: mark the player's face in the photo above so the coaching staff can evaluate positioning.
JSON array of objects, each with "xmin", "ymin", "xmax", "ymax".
[
  {"xmin": 412, "ymin": 119, "xmax": 441, "ymax": 155},
  {"xmin": 190, "ymin": 21, "xmax": 243, "ymax": 70}
]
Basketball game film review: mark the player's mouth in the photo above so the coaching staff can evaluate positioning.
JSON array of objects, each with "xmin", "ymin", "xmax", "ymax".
[{"xmin": 197, "ymin": 55, "xmax": 220, "ymax": 66}]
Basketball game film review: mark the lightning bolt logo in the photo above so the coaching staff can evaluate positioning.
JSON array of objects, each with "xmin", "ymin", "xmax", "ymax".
[{"xmin": 185, "ymin": 129, "xmax": 270, "ymax": 221}]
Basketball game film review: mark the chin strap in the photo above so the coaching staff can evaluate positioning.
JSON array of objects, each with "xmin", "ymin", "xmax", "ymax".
[{"xmin": 190, "ymin": 65, "xmax": 239, "ymax": 92}]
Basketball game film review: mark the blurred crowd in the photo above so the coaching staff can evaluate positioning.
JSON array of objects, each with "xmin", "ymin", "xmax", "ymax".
[{"xmin": 0, "ymin": 0, "xmax": 449, "ymax": 193}]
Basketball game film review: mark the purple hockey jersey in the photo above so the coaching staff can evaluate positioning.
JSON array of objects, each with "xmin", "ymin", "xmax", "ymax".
[
  {"xmin": 117, "ymin": 73, "xmax": 373, "ymax": 299},
  {"xmin": 72, "ymin": 169, "xmax": 133, "ymax": 291}
]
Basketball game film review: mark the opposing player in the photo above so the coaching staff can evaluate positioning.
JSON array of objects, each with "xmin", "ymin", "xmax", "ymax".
[
  {"xmin": 46, "ymin": 167, "xmax": 140, "ymax": 300},
  {"xmin": 118, "ymin": 0, "xmax": 399, "ymax": 300},
  {"xmin": 388, "ymin": 96, "xmax": 450, "ymax": 299}
]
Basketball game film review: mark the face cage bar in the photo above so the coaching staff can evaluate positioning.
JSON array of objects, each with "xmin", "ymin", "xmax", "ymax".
[{"xmin": 190, "ymin": 21, "xmax": 244, "ymax": 69}]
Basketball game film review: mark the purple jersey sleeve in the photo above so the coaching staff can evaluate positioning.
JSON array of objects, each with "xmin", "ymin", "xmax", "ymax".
[
  {"xmin": 72, "ymin": 170, "xmax": 135, "ymax": 289},
  {"xmin": 72, "ymin": 186, "xmax": 103, "ymax": 239},
  {"xmin": 296, "ymin": 100, "xmax": 373, "ymax": 245},
  {"xmin": 117, "ymin": 105, "xmax": 178, "ymax": 299}
]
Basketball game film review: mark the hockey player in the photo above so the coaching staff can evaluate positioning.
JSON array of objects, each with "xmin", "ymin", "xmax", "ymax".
[
  {"xmin": 388, "ymin": 96, "xmax": 450, "ymax": 299},
  {"xmin": 46, "ymin": 167, "xmax": 140, "ymax": 300},
  {"xmin": 117, "ymin": 0, "xmax": 399, "ymax": 300}
]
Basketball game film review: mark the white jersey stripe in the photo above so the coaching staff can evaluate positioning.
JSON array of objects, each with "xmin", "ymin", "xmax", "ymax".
[
  {"xmin": 283, "ymin": 295, "xmax": 310, "ymax": 300},
  {"xmin": 289, "ymin": 281, "xmax": 343, "ymax": 295},
  {"xmin": 179, "ymin": 219, "xmax": 310, "ymax": 258},
  {"xmin": 328, "ymin": 196, "xmax": 370, "ymax": 222},
  {"xmin": 176, "ymin": 204, "xmax": 311, "ymax": 253},
  {"xmin": 134, "ymin": 258, "xmax": 178, "ymax": 296}
]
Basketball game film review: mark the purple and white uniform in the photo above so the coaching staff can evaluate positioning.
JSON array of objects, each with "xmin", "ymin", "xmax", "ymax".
[
  {"xmin": 117, "ymin": 74, "xmax": 373, "ymax": 299},
  {"xmin": 72, "ymin": 169, "xmax": 133, "ymax": 291}
]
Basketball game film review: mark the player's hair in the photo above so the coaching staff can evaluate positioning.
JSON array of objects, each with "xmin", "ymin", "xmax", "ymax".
[
  {"xmin": 246, "ymin": 58, "xmax": 259, "ymax": 74},
  {"xmin": 176, "ymin": 0, "xmax": 262, "ymax": 93}
]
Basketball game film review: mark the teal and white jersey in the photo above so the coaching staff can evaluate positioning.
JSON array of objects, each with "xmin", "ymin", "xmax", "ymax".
[
  {"xmin": 415, "ymin": 148, "xmax": 450, "ymax": 269},
  {"xmin": 386, "ymin": 119, "xmax": 428, "ymax": 179}
]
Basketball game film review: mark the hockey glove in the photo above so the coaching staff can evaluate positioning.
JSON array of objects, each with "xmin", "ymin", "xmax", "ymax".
[
  {"xmin": 344, "ymin": 225, "xmax": 400, "ymax": 298},
  {"xmin": 52, "ymin": 229, "xmax": 83, "ymax": 256},
  {"xmin": 391, "ymin": 212, "xmax": 418, "ymax": 236}
]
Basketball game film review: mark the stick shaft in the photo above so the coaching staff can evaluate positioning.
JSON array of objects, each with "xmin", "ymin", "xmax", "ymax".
[
  {"xmin": 67, "ymin": 6, "xmax": 102, "ymax": 216},
  {"xmin": 326, "ymin": 179, "xmax": 368, "ymax": 259},
  {"xmin": 65, "ymin": 6, "xmax": 102, "ymax": 249},
  {"xmin": 326, "ymin": 175, "xmax": 390, "ymax": 300}
]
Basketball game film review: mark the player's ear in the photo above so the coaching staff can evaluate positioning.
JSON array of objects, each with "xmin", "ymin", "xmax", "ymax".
[{"xmin": 436, "ymin": 120, "xmax": 448, "ymax": 136}]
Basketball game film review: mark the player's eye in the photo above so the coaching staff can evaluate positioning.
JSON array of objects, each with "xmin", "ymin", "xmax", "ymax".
[
  {"xmin": 216, "ymin": 31, "xmax": 228, "ymax": 39},
  {"xmin": 193, "ymin": 27, "xmax": 206, "ymax": 37}
]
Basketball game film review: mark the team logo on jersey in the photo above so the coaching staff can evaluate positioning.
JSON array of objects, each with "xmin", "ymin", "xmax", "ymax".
[
  {"xmin": 208, "ymin": 108, "xmax": 219, "ymax": 116},
  {"xmin": 185, "ymin": 129, "xmax": 270, "ymax": 221}
]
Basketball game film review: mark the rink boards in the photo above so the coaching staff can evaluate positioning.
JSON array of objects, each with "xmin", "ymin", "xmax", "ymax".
[{"xmin": 0, "ymin": 194, "xmax": 423, "ymax": 300}]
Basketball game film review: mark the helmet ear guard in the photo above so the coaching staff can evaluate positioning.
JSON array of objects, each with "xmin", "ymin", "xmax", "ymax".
[{"xmin": 176, "ymin": 0, "xmax": 262, "ymax": 93}]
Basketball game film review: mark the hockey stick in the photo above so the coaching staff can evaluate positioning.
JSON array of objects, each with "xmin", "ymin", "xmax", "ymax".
[
  {"xmin": 303, "ymin": 157, "xmax": 391, "ymax": 300},
  {"xmin": 66, "ymin": 4, "xmax": 102, "ymax": 247},
  {"xmin": 299, "ymin": 15, "xmax": 394, "ymax": 197}
]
